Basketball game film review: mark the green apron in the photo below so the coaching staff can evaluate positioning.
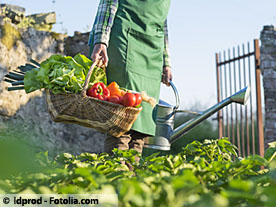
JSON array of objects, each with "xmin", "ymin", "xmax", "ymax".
[{"xmin": 93, "ymin": 0, "xmax": 171, "ymax": 136}]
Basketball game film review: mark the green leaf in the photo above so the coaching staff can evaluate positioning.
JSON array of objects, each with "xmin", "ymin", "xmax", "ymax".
[
  {"xmin": 265, "ymin": 145, "xmax": 276, "ymax": 162},
  {"xmin": 24, "ymin": 67, "xmax": 44, "ymax": 93},
  {"xmin": 23, "ymin": 54, "xmax": 107, "ymax": 94},
  {"xmin": 89, "ymin": 66, "xmax": 107, "ymax": 85},
  {"xmin": 73, "ymin": 53, "xmax": 93, "ymax": 72}
]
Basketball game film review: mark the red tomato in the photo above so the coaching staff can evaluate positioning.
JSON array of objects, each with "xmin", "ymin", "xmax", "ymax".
[
  {"xmin": 118, "ymin": 95, "xmax": 123, "ymax": 103},
  {"xmin": 134, "ymin": 93, "xmax": 142, "ymax": 107},
  {"xmin": 108, "ymin": 95, "xmax": 122, "ymax": 104},
  {"xmin": 122, "ymin": 92, "xmax": 136, "ymax": 107}
]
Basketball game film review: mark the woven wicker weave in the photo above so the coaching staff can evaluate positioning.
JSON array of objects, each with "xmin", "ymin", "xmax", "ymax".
[{"xmin": 45, "ymin": 60, "xmax": 142, "ymax": 137}]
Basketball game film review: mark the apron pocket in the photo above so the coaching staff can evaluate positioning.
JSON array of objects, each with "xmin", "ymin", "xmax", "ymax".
[{"xmin": 126, "ymin": 28, "xmax": 164, "ymax": 80}]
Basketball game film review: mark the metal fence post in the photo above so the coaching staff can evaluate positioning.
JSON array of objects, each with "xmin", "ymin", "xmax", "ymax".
[
  {"xmin": 254, "ymin": 39, "xmax": 264, "ymax": 157},
  {"xmin": 216, "ymin": 53, "xmax": 223, "ymax": 138}
]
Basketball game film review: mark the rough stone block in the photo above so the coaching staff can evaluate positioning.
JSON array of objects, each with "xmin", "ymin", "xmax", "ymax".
[
  {"xmin": 264, "ymin": 101, "xmax": 276, "ymax": 112},
  {"xmin": 264, "ymin": 90, "xmax": 276, "ymax": 98},
  {"xmin": 0, "ymin": 4, "xmax": 25, "ymax": 16},
  {"xmin": 26, "ymin": 12, "xmax": 56, "ymax": 25},
  {"xmin": 265, "ymin": 129, "xmax": 274, "ymax": 138},
  {"xmin": 65, "ymin": 32, "xmax": 90, "ymax": 57},
  {"xmin": 265, "ymin": 112, "xmax": 276, "ymax": 119},
  {"xmin": 263, "ymin": 79, "xmax": 276, "ymax": 88},
  {"xmin": 260, "ymin": 36, "xmax": 276, "ymax": 46},
  {"xmin": 265, "ymin": 119, "xmax": 276, "ymax": 129},
  {"xmin": 260, "ymin": 46, "xmax": 276, "ymax": 55},
  {"xmin": 0, "ymin": 4, "xmax": 25, "ymax": 24},
  {"xmin": 263, "ymin": 25, "xmax": 275, "ymax": 30},
  {"xmin": 260, "ymin": 59, "xmax": 276, "ymax": 69},
  {"xmin": 263, "ymin": 69, "xmax": 276, "ymax": 78}
]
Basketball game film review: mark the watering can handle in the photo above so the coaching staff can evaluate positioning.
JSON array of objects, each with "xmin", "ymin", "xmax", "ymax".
[{"xmin": 169, "ymin": 81, "xmax": 180, "ymax": 109}]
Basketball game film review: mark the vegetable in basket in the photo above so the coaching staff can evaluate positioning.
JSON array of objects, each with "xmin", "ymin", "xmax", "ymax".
[
  {"xmin": 107, "ymin": 95, "xmax": 122, "ymax": 104},
  {"xmin": 87, "ymin": 81, "xmax": 145, "ymax": 108},
  {"xmin": 4, "ymin": 55, "xmax": 144, "ymax": 138},
  {"xmin": 23, "ymin": 54, "xmax": 106, "ymax": 94},
  {"xmin": 107, "ymin": 81, "xmax": 122, "ymax": 97},
  {"xmin": 122, "ymin": 92, "xmax": 137, "ymax": 107},
  {"xmin": 106, "ymin": 81, "xmax": 154, "ymax": 107},
  {"xmin": 87, "ymin": 82, "xmax": 110, "ymax": 100},
  {"xmin": 4, "ymin": 54, "xmax": 156, "ymax": 108}
]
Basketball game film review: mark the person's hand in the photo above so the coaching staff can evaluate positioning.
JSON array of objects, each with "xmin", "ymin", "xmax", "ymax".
[
  {"xmin": 162, "ymin": 66, "xmax": 172, "ymax": 86},
  {"xmin": 90, "ymin": 43, "xmax": 109, "ymax": 67}
]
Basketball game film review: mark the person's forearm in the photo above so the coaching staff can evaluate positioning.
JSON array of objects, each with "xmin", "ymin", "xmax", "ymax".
[
  {"xmin": 88, "ymin": 0, "xmax": 119, "ymax": 47},
  {"xmin": 163, "ymin": 19, "xmax": 171, "ymax": 67}
]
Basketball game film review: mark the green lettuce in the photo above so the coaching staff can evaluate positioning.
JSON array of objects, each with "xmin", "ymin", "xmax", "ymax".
[{"xmin": 23, "ymin": 54, "xmax": 107, "ymax": 94}]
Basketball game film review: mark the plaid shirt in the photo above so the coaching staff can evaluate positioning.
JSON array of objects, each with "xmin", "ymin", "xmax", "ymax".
[{"xmin": 88, "ymin": 0, "xmax": 171, "ymax": 67}]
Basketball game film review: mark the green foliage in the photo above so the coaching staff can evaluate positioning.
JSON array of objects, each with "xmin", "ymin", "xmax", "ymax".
[
  {"xmin": 24, "ymin": 54, "xmax": 106, "ymax": 94},
  {"xmin": 0, "ymin": 138, "xmax": 275, "ymax": 207}
]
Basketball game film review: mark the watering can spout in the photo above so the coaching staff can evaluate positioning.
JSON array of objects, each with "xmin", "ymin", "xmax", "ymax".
[
  {"xmin": 230, "ymin": 85, "xmax": 251, "ymax": 105},
  {"xmin": 170, "ymin": 85, "xmax": 250, "ymax": 144},
  {"xmin": 144, "ymin": 84, "xmax": 251, "ymax": 151}
]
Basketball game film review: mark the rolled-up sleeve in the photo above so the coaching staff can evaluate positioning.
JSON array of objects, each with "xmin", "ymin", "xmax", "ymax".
[
  {"xmin": 88, "ymin": 0, "xmax": 119, "ymax": 47},
  {"xmin": 163, "ymin": 19, "xmax": 171, "ymax": 67}
]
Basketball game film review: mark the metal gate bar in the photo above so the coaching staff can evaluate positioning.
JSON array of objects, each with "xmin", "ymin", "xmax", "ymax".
[
  {"xmin": 254, "ymin": 40, "xmax": 264, "ymax": 157},
  {"xmin": 215, "ymin": 39, "xmax": 264, "ymax": 157},
  {"xmin": 247, "ymin": 42, "xmax": 256, "ymax": 155}
]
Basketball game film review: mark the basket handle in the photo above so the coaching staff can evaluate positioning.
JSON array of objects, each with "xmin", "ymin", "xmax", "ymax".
[{"xmin": 81, "ymin": 59, "xmax": 102, "ymax": 97}]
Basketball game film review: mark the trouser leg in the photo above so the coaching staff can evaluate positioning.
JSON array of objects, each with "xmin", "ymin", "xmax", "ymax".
[
  {"xmin": 128, "ymin": 131, "xmax": 146, "ymax": 153},
  {"xmin": 104, "ymin": 133, "xmax": 132, "ymax": 169},
  {"xmin": 104, "ymin": 131, "xmax": 146, "ymax": 153},
  {"xmin": 103, "ymin": 130, "xmax": 147, "ymax": 163},
  {"xmin": 104, "ymin": 133, "xmax": 131, "ymax": 154},
  {"xmin": 128, "ymin": 130, "xmax": 147, "ymax": 162}
]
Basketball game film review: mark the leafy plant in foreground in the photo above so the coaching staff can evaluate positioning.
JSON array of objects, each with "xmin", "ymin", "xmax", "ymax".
[{"xmin": 0, "ymin": 138, "xmax": 275, "ymax": 207}]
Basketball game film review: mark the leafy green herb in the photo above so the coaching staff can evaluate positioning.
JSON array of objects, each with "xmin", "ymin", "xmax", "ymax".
[{"xmin": 23, "ymin": 54, "xmax": 106, "ymax": 94}]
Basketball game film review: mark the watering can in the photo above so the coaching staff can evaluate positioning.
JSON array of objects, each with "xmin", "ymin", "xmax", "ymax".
[{"xmin": 144, "ymin": 82, "xmax": 251, "ymax": 151}]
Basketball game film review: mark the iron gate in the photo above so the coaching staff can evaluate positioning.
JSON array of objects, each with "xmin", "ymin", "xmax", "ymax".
[{"xmin": 215, "ymin": 39, "xmax": 264, "ymax": 157}]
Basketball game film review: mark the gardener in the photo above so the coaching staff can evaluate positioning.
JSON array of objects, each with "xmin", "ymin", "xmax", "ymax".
[{"xmin": 89, "ymin": 0, "xmax": 172, "ymax": 159}]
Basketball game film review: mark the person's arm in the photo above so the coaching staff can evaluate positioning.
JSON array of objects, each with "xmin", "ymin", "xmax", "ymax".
[
  {"xmin": 162, "ymin": 19, "xmax": 172, "ymax": 86},
  {"xmin": 163, "ymin": 19, "xmax": 171, "ymax": 68},
  {"xmin": 88, "ymin": 0, "xmax": 119, "ymax": 66}
]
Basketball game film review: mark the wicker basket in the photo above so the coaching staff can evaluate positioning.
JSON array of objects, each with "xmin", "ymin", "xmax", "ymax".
[{"xmin": 45, "ymin": 60, "xmax": 142, "ymax": 137}]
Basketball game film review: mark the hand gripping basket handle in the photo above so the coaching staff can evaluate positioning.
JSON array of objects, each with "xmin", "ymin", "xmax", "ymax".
[{"xmin": 81, "ymin": 59, "xmax": 101, "ymax": 97}]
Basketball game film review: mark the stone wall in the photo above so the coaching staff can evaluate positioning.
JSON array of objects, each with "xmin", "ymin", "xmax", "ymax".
[
  {"xmin": 65, "ymin": 31, "xmax": 90, "ymax": 57},
  {"xmin": 260, "ymin": 25, "xmax": 276, "ymax": 146},
  {"xmin": 0, "ymin": 4, "xmax": 104, "ymax": 158}
]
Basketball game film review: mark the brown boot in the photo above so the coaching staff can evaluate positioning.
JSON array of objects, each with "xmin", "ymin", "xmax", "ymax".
[
  {"xmin": 104, "ymin": 133, "xmax": 131, "ymax": 154},
  {"xmin": 103, "ymin": 131, "xmax": 147, "ymax": 171},
  {"xmin": 104, "ymin": 133, "xmax": 132, "ymax": 170},
  {"xmin": 128, "ymin": 130, "xmax": 147, "ymax": 163}
]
